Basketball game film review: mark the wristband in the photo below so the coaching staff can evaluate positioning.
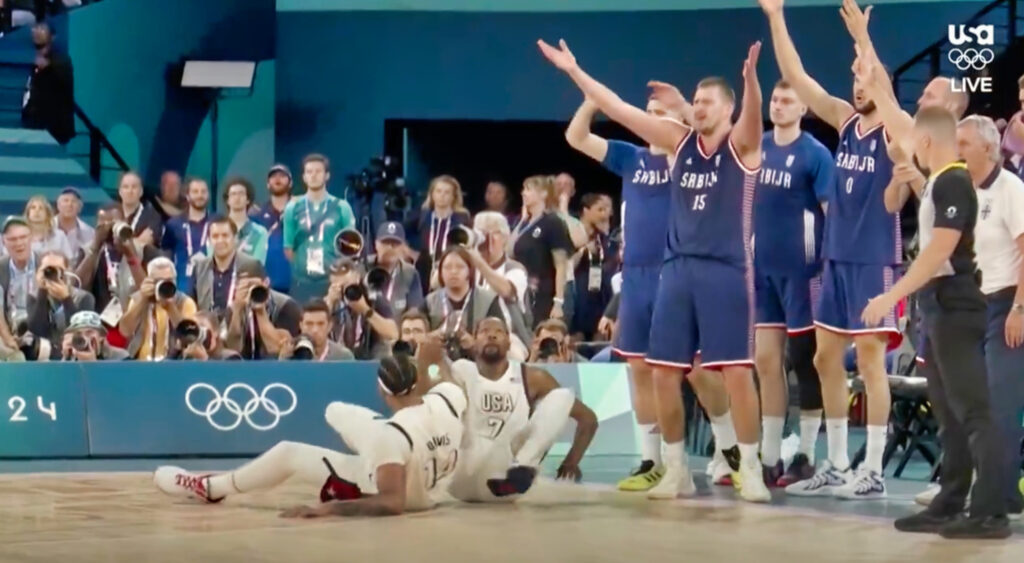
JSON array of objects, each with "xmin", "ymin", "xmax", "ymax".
[{"xmin": 553, "ymin": 297, "xmax": 564, "ymax": 305}]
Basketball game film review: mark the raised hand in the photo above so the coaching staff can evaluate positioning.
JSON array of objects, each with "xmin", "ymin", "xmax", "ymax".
[
  {"xmin": 839, "ymin": 0, "xmax": 873, "ymax": 43},
  {"xmin": 537, "ymin": 39, "xmax": 578, "ymax": 72},
  {"xmin": 758, "ymin": 0, "xmax": 784, "ymax": 16},
  {"xmin": 743, "ymin": 41, "xmax": 762, "ymax": 82},
  {"xmin": 647, "ymin": 81, "xmax": 687, "ymax": 113}
]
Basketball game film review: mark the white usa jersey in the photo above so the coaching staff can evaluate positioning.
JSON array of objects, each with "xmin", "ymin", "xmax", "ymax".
[
  {"xmin": 450, "ymin": 359, "xmax": 530, "ymax": 447},
  {"xmin": 370, "ymin": 382, "xmax": 464, "ymax": 511}
]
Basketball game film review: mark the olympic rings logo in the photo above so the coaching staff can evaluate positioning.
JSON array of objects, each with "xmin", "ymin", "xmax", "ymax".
[
  {"xmin": 185, "ymin": 383, "xmax": 297, "ymax": 431},
  {"xmin": 947, "ymin": 48, "xmax": 994, "ymax": 71}
]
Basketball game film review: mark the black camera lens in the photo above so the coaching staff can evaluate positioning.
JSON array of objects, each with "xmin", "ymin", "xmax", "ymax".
[
  {"xmin": 538, "ymin": 337, "xmax": 560, "ymax": 359},
  {"xmin": 156, "ymin": 280, "xmax": 176, "ymax": 300},
  {"xmin": 42, "ymin": 266, "xmax": 61, "ymax": 281},
  {"xmin": 114, "ymin": 222, "xmax": 133, "ymax": 242},
  {"xmin": 249, "ymin": 285, "xmax": 269, "ymax": 305},
  {"xmin": 343, "ymin": 284, "xmax": 365, "ymax": 302},
  {"xmin": 71, "ymin": 333, "xmax": 90, "ymax": 352},
  {"xmin": 392, "ymin": 339, "xmax": 414, "ymax": 357},
  {"xmin": 293, "ymin": 336, "xmax": 315, "ymax": 360},
  {"xmin": 175, "ymin": 319, "xmax": 202, "ymax": 346},
  {"xmin": 365, "ymin": 268, "xmax": 389, "ymax": 291}
]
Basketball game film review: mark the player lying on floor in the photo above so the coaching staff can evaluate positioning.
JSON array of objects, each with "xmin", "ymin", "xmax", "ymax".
[{"xmin": 153, "ymin": 352, "xmax": 466, "ymax": 518}]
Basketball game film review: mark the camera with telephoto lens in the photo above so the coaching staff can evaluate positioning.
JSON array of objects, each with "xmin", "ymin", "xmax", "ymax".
[
  {"xmin": 248, "ymin": 285, "xmax": 269, "ymax": 305},
  {"xmin": 537, "ymin": 337, "xmax": 561, "ymax": 361},
  {"xmin": 42, "ymin": 265, "xmax": 62, "ymax": 282},
  {"xmin": 447, "ymin": 225, "xmax": 485, "ymax": 249},
  {"xmin": 70, "ymin": 332, "xmax": 92, "ymax": 353},
  {"xmin": 292, "ymin": 335, "xmax": 316, "ymax": 360},
  {"xmin": 155, "ymin": 279, "xmax": 176, "ymax": 300},
  {"xmin": 174, "ymin": 319, "xmax": 211, "ymax": 355},
  {"xmin": 345, "ymin": 155, "xmax": 408, "ymax": 213},
  {"xmin": 112, "ymin": 221, "xmax": 134, "ymax": 243},
  {"xmin": 334, "ymin": 228, "xmax": 364, "ymax": 259},
  {"xmin": 14, "ymin": 321, "xmax": 42, "ymax": 361}
]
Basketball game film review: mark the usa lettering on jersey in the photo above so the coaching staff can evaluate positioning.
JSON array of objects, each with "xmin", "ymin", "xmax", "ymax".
[{"xmin": 480, "ymin": 392, "xmax": 515, "ymax": 413}]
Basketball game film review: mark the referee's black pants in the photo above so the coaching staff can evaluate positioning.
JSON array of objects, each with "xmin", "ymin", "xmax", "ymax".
[{"xmin": 918, "ymin": 276, "xmax": 1007, "ymax": 518}]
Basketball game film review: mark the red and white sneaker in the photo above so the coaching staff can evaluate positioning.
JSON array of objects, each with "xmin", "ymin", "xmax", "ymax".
[{"xmin": 153, "ymin": 466, "xmax": 223, "ymax": 503}]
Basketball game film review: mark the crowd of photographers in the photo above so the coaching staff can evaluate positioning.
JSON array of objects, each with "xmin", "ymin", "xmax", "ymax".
[{"xmin": 0, "ymin": 153, "xmax": 621, "ymax": 364}]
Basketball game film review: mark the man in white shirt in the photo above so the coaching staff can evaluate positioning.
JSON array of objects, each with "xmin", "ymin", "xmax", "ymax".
[
  {"xmin": 470, "ymin": 211, "xmax": 533, "ymax": 358},
  {"xmin": 53, "ymin": 188, "xmax": 94, "ymax": 265},
  {"xmin": 957, "ymin": 115, "xmax": 1024, "ymax": 518}
]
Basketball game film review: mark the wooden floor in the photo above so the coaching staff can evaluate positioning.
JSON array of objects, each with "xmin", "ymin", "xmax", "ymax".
[{"xmin": 0, "ymin": 473, "xmax": 1020, "ymax": 563}]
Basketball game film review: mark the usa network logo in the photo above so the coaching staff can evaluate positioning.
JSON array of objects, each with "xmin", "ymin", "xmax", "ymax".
[{"xmin": 947, "ymin": 24, "xmax": 994, "ymax": 93}]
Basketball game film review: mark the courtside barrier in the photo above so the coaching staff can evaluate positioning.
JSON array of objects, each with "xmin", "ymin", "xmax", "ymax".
[{"xmin": 0, "ymin": 362, "xmax": 642, "ymax": 459}]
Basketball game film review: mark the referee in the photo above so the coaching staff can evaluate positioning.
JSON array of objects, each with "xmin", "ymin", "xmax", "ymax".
[{"xmin": 861, "ymin": 107, "xmax": 1009, "ymax": 539}]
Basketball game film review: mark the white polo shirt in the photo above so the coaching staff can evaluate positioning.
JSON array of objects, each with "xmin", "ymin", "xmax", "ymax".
[{"xmin": 974, "ymin": 165, "xmax": 1024, "ymax": 295}]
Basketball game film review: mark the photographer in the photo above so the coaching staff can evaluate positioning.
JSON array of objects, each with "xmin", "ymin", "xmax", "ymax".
[
  {"xmin": 424, "ymin": 247, "xmax": 504, "ymax": 361},
  {"xmin": 468, "ymin": 212, "xmax": 534, "ymax": 358},
  {"xmin": 367, "ymin": 221, "xmax": 424, "ymax": 314},
  {"xmin": 324, "ymin": 257, "xmax": 398, "ymax": 360},
  {"xmin": 60, "ymin": 311, "xmax": 129, "ymax": 361},
  {"xmin": 278, "ymin": 300, "xmax": 354, "ymax": 360},
  {"xmin": 118, "ymin": 257, "xmax": 198, "ymax": 361},
  {"xmin": 26, "ymin": 251, "xmax": 94, "ymax": 360},
  {"xmin": 225, "ymin": 266, "xmax": 301, "ymax": 360},
  {"xmin": 530, "ymin": 319, "xmax": 586, "ymax": 364},
  {"xmin": 189, "ymin": 215, "xmax": 265, "ymax": 318},
  {"xmin": 398, "ymin": 309, "xmax": 430, "ymax": 352},
  {"xmin": 170, "ymin": 311, "xmax": 241, "ymax": 361},
  {"xmin": 1, "ymin": 217, "xmax": 36, "ymax": 358},
  {"xmin": 75, "ymin": 202, "xmax": 153, "ymax": 338}
]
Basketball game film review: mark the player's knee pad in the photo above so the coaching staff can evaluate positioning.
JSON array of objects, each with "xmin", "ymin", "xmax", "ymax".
[{"xmin": 789, "ymin": 332, "xmax": 823, "ymax": 411}]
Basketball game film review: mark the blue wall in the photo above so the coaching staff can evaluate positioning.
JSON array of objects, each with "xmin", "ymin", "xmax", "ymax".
[
  {"xmin": 275, "ymin": 3, "xmax": 986, "ymax": 192},
  {"xmin": 277, "ymin": 0, "xmax": 986, "ymax": 11},
  {"xmin": 66, "ymin": 0, "xmax": 275, "ymax": 191}
]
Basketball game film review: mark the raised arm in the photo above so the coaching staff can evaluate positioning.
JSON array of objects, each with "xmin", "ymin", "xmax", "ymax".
[
  {"xmin": 855, "ymin": 49, "xmax": 915, "ymax": 146},
  {"xmin": 759, "ymin": 0, "xmax": 854, "ymax": 130},
  {"xmin": 731, "ymin": 41, "xmax": 765, "ymax": 166},
  {"xmin": 538, "ymin": 39, "xmax": 687, "ymax": 153},
  {"xmin": 565, "ymin": 99, "xmax": 609, "ymax": 162}
]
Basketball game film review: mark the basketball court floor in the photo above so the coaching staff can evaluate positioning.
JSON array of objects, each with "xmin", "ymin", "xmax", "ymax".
[{"xmin": 0, "ymin": 455, "xmax": 1020, "ymax": 562}]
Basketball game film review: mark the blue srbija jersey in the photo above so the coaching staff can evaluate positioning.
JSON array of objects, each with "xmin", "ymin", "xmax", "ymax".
[
  {"xmin": 602, "ymin": 140, "xmax": 671, "ymax": 267},
  {"xmin": 754, "ymin": 131, "xmax": 834, "ymax": 277},
  {"xmin": 822, "ymin": 114, "xmax": 901, "ymax": 265},
  {"xmin": 668, "ymin": 131, "xmax": 758, "ymax": 267}
]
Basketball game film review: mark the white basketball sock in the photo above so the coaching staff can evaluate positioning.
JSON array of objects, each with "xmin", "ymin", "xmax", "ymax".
[
  {"xmin": 709, "ymin": 411, "xmax": 738, "ymax": 451},
  {"xmin": 738, "ymin": 442, "xmax": 761, "ymax": 469},
  {"xmin": 663, "ymin": 439, "xmax": 687, "ymax": 467},
  {"xmin": 639, "ymin": 423, "xmax": 662, "ymax": 465},
  {"xmin": 761, "ymin": 416, "xmax": 785, "ymax": 466},
  {"xmin": 798, "ymin": 415, "xmax": 822, "ymax": 464},
  {"xmin": 864, "ymin": 425, "xmax": 887, "ymax": 474},
  {"xmin": 825, "ymin": 418, "xmax": 850, "ymax": 471}
]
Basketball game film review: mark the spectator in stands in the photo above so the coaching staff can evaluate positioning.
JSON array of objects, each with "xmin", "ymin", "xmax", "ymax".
[
  {"xmin": 189, "ymin": 215, "xmax": 264, "ymax": 319},
  {"xmin": 26, "ymin": 250, "xmax": 92, "ymax": 359},
  {"xmin": 117, "ymin": 171, "xmax": 163, "ymax": 251},
  {"xmin": 469, "ymin": 211, "xmax": 533, "ymax": 358},
  {"xmin": 74, "ymin": 202, "xmax": 150, "ymax": 339},
  {"xmin": 252, "ymin": 164, "xmax": 293, "ymax": 292},
  {"xmin": 1001, "ymin": 74, "xmax": 1024, "ymax": 178},
  {"xmin": 570, "ymin": 193, "xmax": 617, "ymax": 341},
  {"xmin": 282, "ymin": 154, "xmax": 355, "ymax": 303},
  {"xmin": 60, "ymin": 311, "xmax": 129, "ymax": 361},
  {"xmin": 424, "ymin": 247, "xmax": 503, "ymax": 360},
  {"xmin": 483, "ymin": 180, "xmax": 517, "ymax": 225},
  {"xmin": 172, "ymin": 311, "xmax": 242, "ymax": 361},
  {"xmin": 223, "ymin": 177, "xmax": 268, "ymax": 264},
  {"xmin": 553, "ymin": 172, "xmax": 589, "ymax": 248},
  {"xmin": 0, "ymin": 217, "xmax": 36, "ymax": 332},
  {"xmin": 398, "ymin": 309, "xmax": 429, "ymax": 352},
  {"xmin": 23, "ymin": 195, "xmax": 72, "ymax": 261},
  {"xmin": 324, "ymin": 256, "xmax": 398, "ymax": 360},
  {"xmin": 161, "ymin": 176, "xmax": 209, "ymax": 292},
  {"xmin": 509, "ymin": 175, "xmax": 573, "ymax": 326},
  {"xmin": 408, "ymin": 175, "xmax": 472, "ymax": 292},
  {"xmin": 366, "ymin": 221, "xmax": 423, "ymax": 314},
  {"xmin": 20, "ymin": 23, "xmax": 73, "ymax": 145},
  {"xmin": 2, "ymin": 0, "xmax": 41, "ymax": 29},
  {"xmin": 225, "ymin": 267, "xmax": 301, "ymax": 360},
  {"xmin": 530, "ymin": 319, "xmax": 585, "ymax": 364},
  {"xmin": 278, "ymin": 299, "xmax": 354, "ymax": 360},
  {"xmin": 53, "ymin": 187, "xmax": 94, "ymax": 264},
  {"xmin": 153, "ymin": 170, "xmax": 185, "ymax": 220},
  {"xmin": 957, "ymin": 115, "xmax": 1024, "ymax": 518},
  {"xmin": 118, "ymin": 257, "xmax": 197, "ymax": 361}
]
